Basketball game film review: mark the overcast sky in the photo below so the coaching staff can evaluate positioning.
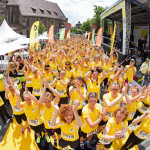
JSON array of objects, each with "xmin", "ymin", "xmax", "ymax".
[{"xmin": 47, "ymin": 0, "xmax": 117, "ymax": 26}]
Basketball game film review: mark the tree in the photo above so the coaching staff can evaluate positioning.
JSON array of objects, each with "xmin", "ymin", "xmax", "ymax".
[
  {"xmin": 80, "ymin": 5, "xmax": 111, "ymax": 33},
  {"xmin": 38, "ymin": 21, "xmax": 46, "ymax": 34}
]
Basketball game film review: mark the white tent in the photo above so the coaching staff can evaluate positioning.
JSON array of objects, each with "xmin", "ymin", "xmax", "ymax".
[{"xmin": 0, "ymin": 19, "xmax": 24, "ymax": 43}]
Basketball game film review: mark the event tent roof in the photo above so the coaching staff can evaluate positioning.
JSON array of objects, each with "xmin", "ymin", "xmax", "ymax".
[{"xmin": 0, "ymin": 19, "xmax": 24, "ymax": 43}]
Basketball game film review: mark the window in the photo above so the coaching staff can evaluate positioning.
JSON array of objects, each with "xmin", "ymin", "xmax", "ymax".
[
  {"xmin": 31, "ymin": 7, "xmax": 36, "ymax": 13},
  {"xmin": 47, "ymin": 10, "xmax": 51, "ymax": 15},
  {"xmin": 40, "ymin": 9, "xmax": 44, "ymax": 14},
  {"xmin": 27, "ymin": 19, "xmax": 29, "ymax": 27},
  {"xmin": 26, "ymin": 30, "xmax": 29, "ymax": 38},
  {"xmin": 54, "ymin": 12, "xmax": 58, "ymax": 16}
]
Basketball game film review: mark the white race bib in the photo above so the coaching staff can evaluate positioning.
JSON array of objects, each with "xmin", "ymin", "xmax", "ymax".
[
  {"xmin": 28, "ymin": 119, "xmax": 39, "ymax": 126},
  {"xmin": 13, "ymin": 106, "xmax": 22, "ymax": 112},
  {"xmin": 14, "ymin": 78, "xmax": 19, "ymax": 84},
  {"xmin": 48, "ymin": 80, "xmax": 52, "ymax": 84},
  {"xmin": 62, "ymin": 133, "xmax": 75, "ymax": 140},
  {"xmin": 53, "ymin": 69, "xmax": 57, "ymax": 73},
  {"xmin": 128, "ymin": 112, "xmax": 136, "ymax": 119},
  {"xmin": 106, "ymin": 112, "xmax": 113, "ymax": 119},
  {"xmin": 87, "ymin": 129, "xmax": 97, "ymax": 137},
  {"xmin": 71, "ymin": 101, "xmax": 81, "ymax": 107},
  {"xmin": 57, "ymin": 90, "xmax": 64, "ymax": 95},
  {"xmin": 140, "ymin": 105, "xmax": 148, "ymax": 113},
  {"xmin": 33, "ymin": 89, "xmax": 41, "ymax": 95},
  {"xmin": 26, "ymin": 80, "xmax": 32, "ymax": 84},
  {"xmin": 99, "ymin": 138, "xmax": 112, "ymax": 145},
  {"xmin": 136, "ymin": 130, "xmax": 149, "ymax": 139},
  {"xmin": 18, "ymin": 71, "xmax": 23, "ymax": 76}
]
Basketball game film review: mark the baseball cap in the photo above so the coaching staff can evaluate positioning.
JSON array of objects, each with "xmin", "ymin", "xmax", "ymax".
[
  {"xmin": 130, "ymin": 58, "xmax": 135, "ymax": 62},
  {"xmin": 146, "ymin": 58, "xmax": 149, "ymax": 61}
]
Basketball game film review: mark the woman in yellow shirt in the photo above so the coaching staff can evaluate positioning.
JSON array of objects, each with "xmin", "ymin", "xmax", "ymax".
[
  {"xmin": 52, "ymin": 69, "xmax": 69, "ymax": 107},
  {"xmin": 51, "ymin": 101, "xmax": 82, "ymax": 149},
  {"xmin": 5, "ymin": 84, "xmax": 30, "ymax": 134},
  {"xmin": 97, "ymin": 107, "xmax": 128, "ymax": 150},
  {"xmin": 80, "ymin": 92, "xmax": 107, "ymax": 149},
  {"xmin": 84, "ymin": 68, "xmax": 106, "ymax": 100},
  {"xmin": 39, "ymin": 80, "xmax": 61, "ymax": 146},
  {"xmin": 69, "ymin": 77, "xmax": 86, "ymax": 116},
  {"xmin": 17, "ymin": 87, "xmax": 49, "ymax": 144},
  {"xmin": 121, "ymin": 110, "xmax": 150, "ymax": 150}
]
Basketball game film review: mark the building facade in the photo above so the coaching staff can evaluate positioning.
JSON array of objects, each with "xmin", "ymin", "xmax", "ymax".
[{"xmin": 0, "ymin": 0, "xmax": 68, "ymax": 37}]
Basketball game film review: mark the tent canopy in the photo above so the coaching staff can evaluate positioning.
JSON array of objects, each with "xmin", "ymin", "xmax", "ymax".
[{"xmin": 0, "ymin": 19, "xmax": 24, "ymax": 43}]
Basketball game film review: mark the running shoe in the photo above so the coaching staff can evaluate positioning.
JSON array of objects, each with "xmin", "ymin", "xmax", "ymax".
[
  {"xmin": 46, "ymin": 136, "xmax": 50, "ymax": 143},
  {"xmin": 36, "ymin": 136, "xmax": 41, "ymax": 143},
  {"xmin": 80, "ymin": 142, "xmax": 85, "ymax": 149}
]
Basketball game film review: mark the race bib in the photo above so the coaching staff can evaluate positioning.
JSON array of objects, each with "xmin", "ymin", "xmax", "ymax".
[
  {"xmin": 62, "ymin": 133, "xmax": 75, "ymax": 140},
  {"xmin": 33, "ymin": 89, "xmax": 41, "ymax": 95},
  {"xmin": 136, "ymin": 130, "xmax": 149, "ymax": 139},
  {"xmin": 71, "ymin": 101, "xmax": 81, "ymax": 107},
  {"xmin": 48, "ymin": 80, "xmax": 52, "ymax": 84},
  {"xmin": 57, "ymin": 90, "xmax": 64, "ymax": 95},
  {"xmin": 53, "ymin": 69, "xmax": 57, "ymax": 73},
  {"xmin": 28, "ymin": 119, "xmax": 39, "ymax": 126},
  {"xmin": 99, "ymin": 138, "xmax": 112, "ymax": 145},
  {"xmin": 13, "ymin": 106, "xmax": 22, "ymax": 112},
  {"xmin": 87, "ymin": 129, "xmax": 97, "ymax": 137},
  {"xmin": 106, "ymin": 112, "xmax": 113, "ymax": 119},
  {"xmin": 128, "ymin": 112, "xmax": 136, "ymax": 119},
  {"xmin": 26, "ymin": 80, "xmax": 32, "ymax": 84},
  {"xmin": 18, "ymin": 71, "xmax": 23, "ymax": 76},
  {"xmin": 14, "ymin": 78, "xmax": 19, "ymax": 84},
  {"xmin": 140, "ymin": 105, "xmax": 148, "ymax": 113}
]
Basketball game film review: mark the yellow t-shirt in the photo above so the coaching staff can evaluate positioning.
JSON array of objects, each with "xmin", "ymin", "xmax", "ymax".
[
  {"xmin": 102, "ymin": 63, "xmax": 111, "ymax": 78},
  {"xmin": 22, "ymin": 101, "xmax": 43, "ymax": 126},
  {"xmin": 32, "ymin": 76, "xmax": 43, "ymax": 96},
  {"xmin": 0, "ymin": 74, "xmax": 4, "ymax": 91},
  {"xmin": 26, "ymin": 72, "xmax": 33, "ymax": 87},
  {"xmin": 0, "ymin": 96, "xmax": 4, "ymax": 107},
  {"xmin": 83, "ymin": 63, "xmax": 89, "ymax": 75},
  {"xmin": 126, "ymin": 96, "xmax": 139, "ymax": 120},
  {"xmin": 134, "ymin": 115, "xmax": 150, "ymax": 139},
  {"xmin": 50, "ymin": 61, "xmax": 58, "ymax": 74},
  {"xmin": 89, "ymin": 61, "xmax": 102, "ymax": 70},
  {"xmin": 55, "ymin": 78, "xmax": 69, "ymax": 97},
  {"xmin": 44, "ymin": 72, "xmax": 53, "ymax": 85},
  {"xmin": 60, "ymin": 120, "xmax": 79, "ymax": 141},
  {"xmin": 86, "ymin": 77, "xmax": 102, "ymax": 99},
  {"xmin": 125, "ymin": 65, "xmax": 136, "ymax": 82},
  {"xmin": 103, "ymin": 93, "xmax": 123, "ymax": 118},
  {"xmin": 137, "ymin": 102, "xmax": 149, "ymax": 114},
  {"xmin": 65, "ymin": 70, "xmax": 72, "ymax": 80},
  {"xmin": 40, "ymin": 103, "xmax": 59, "ymax": 129},
  {"xmin": 143, "ymin": 95, "xmax": 150, "ymax": 105},
  {"xmin": 69, "ymin": 86, "xmax": 86, "ymax": 110},
  {"xmin": 81, "ymin": 103, "xmax": 102, "ymax": 133},
  {"xmin": 8, "ymin": 93, "xmax": 24, "ymax": 115},
  {"xmin": 72, "ymin": 67, "xmax": 83, "ymax": 78}
]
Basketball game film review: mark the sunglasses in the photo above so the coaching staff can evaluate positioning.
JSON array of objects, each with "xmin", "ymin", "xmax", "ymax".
[
  {"xmin": 45, "ymin": 69, "xmax": 49, "ymax": 70},
  {"xmin": 65, "ymin": 64, "xmax": 70, "ymax": 65},
  {"xmin": 111, "ymin": 89, "xmax": 119, "ymax": 91}
]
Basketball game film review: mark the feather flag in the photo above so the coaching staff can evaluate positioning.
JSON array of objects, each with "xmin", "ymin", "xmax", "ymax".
[
  {"xmin": 89, "ymin": 24, "xmax": 97, "ymax": 40},
  {"xmin": 64, "ymin": 23, "xmax": 71, "ymax": 39},
  {"xmin": 110, "ymin": 24, "xmax": 116, "ymax": 52},
  {"xmin": 67, "ymin": 30, "xmax": 70, "ymax": 39},
  {"xmin": 48, "ymin": 25, "xmax": 54, "ymax": 44},
  {"xmin": 59, "ymin": 28, "xmax": 65, "ymax": 40},
  {"xmin": 29, "ymin": 21, "xmax": 39, "ymax": 52},
  {"xmin": 96, "ymin": 27, "xmax": 103, "ymax": 47},
  {"xmin": 92, "ymin": 29, "xmax": 95, "ymax": 45}
]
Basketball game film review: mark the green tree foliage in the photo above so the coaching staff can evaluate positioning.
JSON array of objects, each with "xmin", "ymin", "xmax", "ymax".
[
  {"xmin": 70, "ymin": 26, "xmax": 84, "ymax": 34},
  {"xmin": 38, "ymin": 21, "xmax": 46, "ymax": 34},
  {"xmin": 80, "ymin": 5, "xmax": 111, "ymax": 33}
]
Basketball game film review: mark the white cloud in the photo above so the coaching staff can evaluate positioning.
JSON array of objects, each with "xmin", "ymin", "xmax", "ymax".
[{"xmin": 47, "ymin": 0, "xmax": 117, "ymax": 26}]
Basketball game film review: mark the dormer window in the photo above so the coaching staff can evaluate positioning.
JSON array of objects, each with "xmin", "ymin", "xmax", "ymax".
[
  {"xmin": 40, "ymin": 9, "xmax": 44, "ymax": 14},
  {"xmin": 47, "ymin": 10, "xmax": 51, "ymax": 15},
  {"xmin": 31, "ymin": 7, "xmax": 36, "ymax": 13}
]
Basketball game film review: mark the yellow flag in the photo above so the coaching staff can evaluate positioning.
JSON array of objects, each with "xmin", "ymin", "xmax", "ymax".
[
  {"xmin": 88, "ymin": 32, "xmax": 90, "ymax": 41},
  {"xmin": 110, "ymin": 24, "xmax": 116, "ymax": 52},
  {"xmin": 67, "ymin": 30, "xmax": 70, "ymax": 39},
  {"xmin": 29, "ymin": 21, "xmax": 39, "ymax": 52}
]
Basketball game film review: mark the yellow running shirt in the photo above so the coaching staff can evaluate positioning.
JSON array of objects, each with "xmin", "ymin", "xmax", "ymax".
[
  {"xmin": 0, "ymin": 96, "xmax": 4, "ymax": 107},
  {"xmin": 55, "ymin": 78, "xmax": 69, "ymax": 97},
  {"xmin": 0, "ymin": 74, "xmax": 4, "ymax": 91},
  {"xmin": 32, "ymin": 76, "xmax": 43, "ymax": 96},
  {"xmin": 59, "ymin": 120, "xmax": 79, "ymax": 141},
  {"xmin": 22, "ymin": 101, "xmax": 43, "ymax": 126},
  {"xmin": 8, "ymin": 93, "xmax": 24, "ymax": 115},
  {"xmin": 81, "ymin": 103, "xmax": 102, "ymax": 134},
  {"xmin": 69, "ymin": 86, "xmax": 86, "ymax": 110},
  {"xmin": 72, "ymin": 67, "xmax": 83, "ymax": 78},
  {"xmin": 125, "ymin": 65, "xmax": 136, "ymax": 82},
  {"xmin": 134, "ymin": 115, "xmax": 150, "ymax": 139}
]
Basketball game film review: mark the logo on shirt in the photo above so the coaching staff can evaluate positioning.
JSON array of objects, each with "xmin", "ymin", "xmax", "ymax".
[
  {"xmin": 70, "ymin": 128, "xmax": 74, "ymax": 132},
  {"xmin": 32, "ymin": 109, "xmax": 35, "ymax": 112}
]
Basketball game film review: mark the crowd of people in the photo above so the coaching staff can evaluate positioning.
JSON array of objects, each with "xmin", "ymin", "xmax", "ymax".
[{"xmin": 0, "ymin": 36, "xmax": 150, "ymax": 150}]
